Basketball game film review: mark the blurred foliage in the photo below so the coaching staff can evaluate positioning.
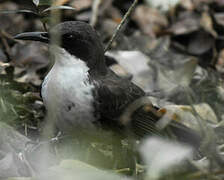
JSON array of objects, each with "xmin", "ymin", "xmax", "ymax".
[
  {"xmin": 1, "ymin": 0, "xmax": 224, "ymax": 179},
  {"xmin": 0, "ymin": 68, "xmax": 43, "ymax": 131},
  {"xmin": 0, "ymin": 0, "xmax": 75, "ymax": 31}
]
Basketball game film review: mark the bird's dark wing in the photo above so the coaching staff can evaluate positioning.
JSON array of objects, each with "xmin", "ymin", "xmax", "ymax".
[
  {"xmin": 92, "ymin": 70, "xmax": 145, "ymax": 125},
  {"xmin": 92, "ymin": 70, "xmax": 201, "ymax": 148}
]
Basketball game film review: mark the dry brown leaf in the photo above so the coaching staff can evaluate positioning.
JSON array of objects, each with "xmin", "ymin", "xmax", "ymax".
[
  {"xmin": 179, "ymin": 0, "xmax": 195, "ymax": 10},
  {"xmin": 54, "ymin": 0, "xmax": 70, "ymax": 6},
  {"xmin": 214, "ymin": 13, "xmax": 224, "ymax": 27},
  {"xmin": 200, "ymin": 12, "xmax": 217, "ymax": 37},
  {"xmin": 70, "ymin": 0, "xmax": 93, "ymax": 11},
  {"xmin": 169, "ymin": 12, "xmax": 200, "ymax": 35},
  {"xmin": 216, "ymin": 49, "xmax": 224, "ymax": 73},
  {"xmin": 132, "ymin": 5, "xmax": 168, "ymax": 37}
]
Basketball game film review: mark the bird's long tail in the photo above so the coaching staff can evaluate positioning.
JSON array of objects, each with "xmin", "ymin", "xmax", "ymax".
[{"xmin": 129, "ymin": 105, "xmax": 201, "ymax": 149}]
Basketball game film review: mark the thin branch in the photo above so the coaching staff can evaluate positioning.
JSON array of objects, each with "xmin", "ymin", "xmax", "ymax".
[
  {"xmin": 187, "ymin": 169, "xmax": 224, "ymax": 179},
  {"xmin": 43, "ymin": 22, "xmax": 48, "ymax": 32},
  {"xmin": 0, "ymin": 30, "xmax": 11, "ymax": 59},
  {"xmin": 104, "ymin": 0, "xmax": 139, "ymax": 53}
]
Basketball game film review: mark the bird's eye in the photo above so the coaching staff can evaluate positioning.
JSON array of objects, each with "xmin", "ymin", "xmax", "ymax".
[{"xmin": 66, "ymin": 34, "xmax": 74, "ymax": 39}]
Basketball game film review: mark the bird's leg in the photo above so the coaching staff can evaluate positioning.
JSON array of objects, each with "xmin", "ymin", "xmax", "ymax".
[
  {"xmin": 23, "ymin": 130, "xmax": 67, "ymax": 158},
  {"xmin": 111, "ymin": 135, "xmax": 138, "ymax": 175}
]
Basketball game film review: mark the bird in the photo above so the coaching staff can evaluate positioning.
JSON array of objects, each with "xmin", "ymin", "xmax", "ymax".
[{"xmin": 14, "ymin": 21, "xmax": 201, "ymax": 147}]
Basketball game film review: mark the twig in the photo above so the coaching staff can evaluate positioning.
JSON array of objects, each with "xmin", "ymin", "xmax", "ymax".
[
  {"xmin": 43, "ymin": 22, "xmax": 48, "ymax": 32},
  {"xmin": 90, "ymin": 0, "xmax": 102, "ymax": 27},
  {"xmin": 0, "ymin": 29, "xmax": 23, "ymax": 44},
  {"xmin": 104, "ymin": 0, "xmax": 139, "ymax": 53},
  {"xmin": 115, "ymin": 168, "xmax": 130, "ymax": 173},
  {"xmin": 187, "ymin": 169, "xmax": 224, "ymax": 179},
  {"xmin": 1, "ymin": 30, "xmax": 15, "ymax": 40},
  {"xmin": 24, "ymin": 123, "xmax": 28, "ymax": 137},
  {"xmin": 0, "ymin": 30, "xmax": 11, "ymax": 59}
]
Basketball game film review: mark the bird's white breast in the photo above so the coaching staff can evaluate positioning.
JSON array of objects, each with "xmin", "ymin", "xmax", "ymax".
[{"xmin": 41, "ymin": 47, "xmax": 96, "ymax": 131}]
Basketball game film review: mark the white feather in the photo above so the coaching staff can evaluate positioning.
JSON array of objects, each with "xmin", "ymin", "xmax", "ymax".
[{"xmin": 42, "ymin": 46, "xmax": 96, "ymax": 131}]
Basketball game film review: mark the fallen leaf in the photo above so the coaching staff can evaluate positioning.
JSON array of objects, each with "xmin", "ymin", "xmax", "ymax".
[{"xmin": 132, "ymin": 5, "xmax": 168, "ymax": 37}]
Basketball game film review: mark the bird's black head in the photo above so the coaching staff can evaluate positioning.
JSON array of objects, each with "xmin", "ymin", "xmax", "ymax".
[{"xmin": 14, "ymin": 21, "xmax": 107, "ymax": 75}]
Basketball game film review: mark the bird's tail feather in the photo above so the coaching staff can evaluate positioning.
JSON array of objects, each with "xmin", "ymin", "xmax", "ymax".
[{"xmin": 130, "ymin": 105, "xmax": 201, "ymax": 148}]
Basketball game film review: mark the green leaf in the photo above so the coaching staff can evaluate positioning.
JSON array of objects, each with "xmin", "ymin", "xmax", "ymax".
[
  {"xmin": 38, "ymin": 0, "xmax": 52, "ymax": 6},
  {"xmin": 41, "ymin": 6, "xmax": 76, "ymax": 14},
  {"xmin": 0, "ymin": 10, "xmax": 39, "ymax": 16},
  {"xmin": 40, "ymin": 16, "xmax": 51, "ymax": 24},
  {"xmin": 32, "ymin": 0, "xmax": 39, "ymax": 6}
]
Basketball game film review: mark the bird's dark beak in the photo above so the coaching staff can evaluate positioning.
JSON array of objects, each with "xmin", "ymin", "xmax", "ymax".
[{"xmin": 14, "ymin": 32, "xmax": 49, "ymax": 43}]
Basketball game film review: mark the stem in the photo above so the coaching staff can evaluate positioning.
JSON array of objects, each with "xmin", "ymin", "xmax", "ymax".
[
  {"xmin": 43, "ymin": 22, "xmax": 48, "ymax": 32},
  {"xmin": 90, "ymin": 0, "xmax": 102, "ymax": 27},
  {"xmin": 104, "ymin": 0, "xmax": 139, "ymax": 53}
]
